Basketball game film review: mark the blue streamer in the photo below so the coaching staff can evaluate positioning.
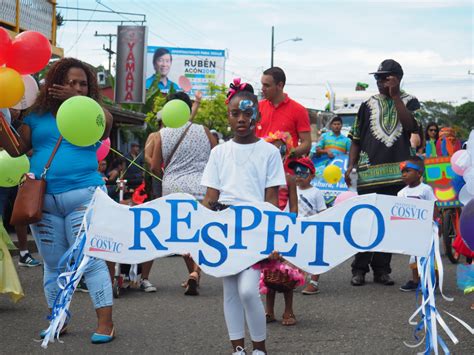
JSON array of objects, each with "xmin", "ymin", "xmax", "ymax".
[
  {"xmin": 40, "ymin": 212, "xmax": 92, "ymax": 348},
  {"xmin": 404, "ymin": 224, "xmax": 471, "ymax": 354}
]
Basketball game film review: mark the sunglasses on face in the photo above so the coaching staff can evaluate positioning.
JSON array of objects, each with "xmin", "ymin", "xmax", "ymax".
[
  {"xmin": 429, "ymin": 128, "xmax": 438, "ymax": 132},
  {"xmin": 374, "ymin": 74, "xmax": 390, "ymax": 81},
  {"xmin": 279, "ymin": 144, "xmax": 287, "ymax": 156},
  {"xmin": 294, "ymin": 165, "xmax": 311, "ymax": 179}
]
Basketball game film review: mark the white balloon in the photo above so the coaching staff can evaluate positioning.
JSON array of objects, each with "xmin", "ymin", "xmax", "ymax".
[
  {"xmin": 12, "ymin": 75, "xmax": 39, "ymax": 110},
  {"xmin": 452, "ymin": 150, "xmax": 472, "ymax": 172},
  {"xmin": 459, "ymin": 185, "xmax": 474, "ymax": 205},
  {"xmin": 464, "ymin": 167, "xmax": 474, "ymax": 194},
  {"xmin": 0, "ymin": 108, "xmax": 11, "ymax": 124}
]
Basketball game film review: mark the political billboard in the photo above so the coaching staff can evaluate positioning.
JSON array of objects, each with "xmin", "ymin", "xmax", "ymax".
[{"xmin": 146, "ymin": 46, "xmax": 226, "ymax": 98}]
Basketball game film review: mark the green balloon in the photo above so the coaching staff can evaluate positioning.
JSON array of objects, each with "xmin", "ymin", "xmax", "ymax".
[
  {"xmin": 0, "ymin": 151, "xmax": 30, "ymax": 187},
  {"xmin": 162, "ymin": 99, "xmax": 191, "ymax": 128},
  {"xmin": 56, "ymin": 96, "xmax": 106, "ymax": 147}
]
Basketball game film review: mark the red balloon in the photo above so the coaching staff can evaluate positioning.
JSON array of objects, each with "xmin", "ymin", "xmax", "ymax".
[
  {"xmin": 0, "ymin": 27, "xmax": 12, "ymax": 65},
  {"xmin": 5, "ymin": 31, "xmax": 52, "ymax": 75}
]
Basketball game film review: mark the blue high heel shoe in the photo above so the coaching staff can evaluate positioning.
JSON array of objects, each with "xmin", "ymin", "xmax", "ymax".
[{"xmin": 91, "ymin": 327, "xmax": 115, "ymax": 344}]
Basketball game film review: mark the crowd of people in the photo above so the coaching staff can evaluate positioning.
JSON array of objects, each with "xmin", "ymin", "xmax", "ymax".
[{"xmin": 1, "ymin": 57, "xmax": 472, "ymax": 354}]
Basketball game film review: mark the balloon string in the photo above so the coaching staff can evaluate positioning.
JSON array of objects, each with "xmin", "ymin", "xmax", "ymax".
[
  {"xmin": 101, "ymin": 140, "xmax": 186, "ymax": 197},
  {"xmin": 106, "ymin": 145, "xmax": 163, "ymax": 183}
]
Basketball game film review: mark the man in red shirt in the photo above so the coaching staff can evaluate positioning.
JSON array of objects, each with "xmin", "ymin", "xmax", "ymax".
[{"xmin": 257, "ymin": 67, "xmax": 311, "ymax": 157}]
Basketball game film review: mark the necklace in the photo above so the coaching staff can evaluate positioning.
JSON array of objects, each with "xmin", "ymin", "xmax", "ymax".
[{"xmin": 230, "ymin": 140, "xmax": 258, "ymax": 166}]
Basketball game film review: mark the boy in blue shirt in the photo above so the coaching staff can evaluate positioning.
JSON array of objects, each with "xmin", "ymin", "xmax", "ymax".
[{"xmin": 313, "ymin": 116, "xmax": 351, "ymax": 158}]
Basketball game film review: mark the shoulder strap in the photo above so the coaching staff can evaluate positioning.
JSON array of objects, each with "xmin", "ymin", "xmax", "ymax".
[
  {"xmin": 41, "ymin": 136, "xmax": 63, "ymax": 178},
  {"xmin": 165, "ymin": 123, "xmax": 192, "ymax": 168}
]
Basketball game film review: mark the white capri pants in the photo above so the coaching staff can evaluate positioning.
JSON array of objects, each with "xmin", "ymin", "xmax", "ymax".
[{"xmin": 223, "ymin": 267, "xmax": 266, "ymax": 341}]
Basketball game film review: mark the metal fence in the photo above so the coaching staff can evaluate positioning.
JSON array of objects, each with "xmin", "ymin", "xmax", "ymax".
[{"xmin": 0, "ymin": 0, "xmax": 56, "ymax": 43}]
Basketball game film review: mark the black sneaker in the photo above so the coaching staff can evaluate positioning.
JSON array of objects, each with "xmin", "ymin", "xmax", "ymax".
[
  {"xmin": 374, "ymin": 274, "xmax": 395, "ymax": 286},
  {"xmin": 18, "ymin": 253, "xmax": 42, "ymax": 267},
  {"xmin": 351, "ymin": 274, "xmax": 365, "ymax": 286},
  {"xmin": 77, "ymin": 279, "xmax": 89, "ymax": 293},
  {"xmin": 400, "ymin": 280, "xmax": 419, "ymax": 292}
]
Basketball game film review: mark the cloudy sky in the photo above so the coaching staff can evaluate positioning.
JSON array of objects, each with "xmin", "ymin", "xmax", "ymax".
[{"xmin": 57, "ymin": 0, "xmax": 473, "ymax": 109}]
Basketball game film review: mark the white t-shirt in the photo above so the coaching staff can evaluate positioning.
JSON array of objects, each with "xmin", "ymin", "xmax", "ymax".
[
  {"xmin": 201, "ymin": 139, "xmax": 286, "ymax": 205},
  {"xmin": 397, "ymin": 183, "xmax": 437, "ymax": 201},
  {"xmin": 297, "ymin": 186, "xmax": 327, "ymax": 217}
]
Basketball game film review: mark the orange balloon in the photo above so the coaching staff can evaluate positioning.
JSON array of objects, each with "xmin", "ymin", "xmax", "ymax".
[{"xmin": 0, "ymin": 67, "xmax": 25, "ymax": 108}]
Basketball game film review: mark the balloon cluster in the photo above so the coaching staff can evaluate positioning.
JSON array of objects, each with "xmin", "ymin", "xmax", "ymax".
[
  {"xmin": 452, "ymin": 130, "xmax": 474, "ymax": 252},
  {"xmin": 0, "ymin": 28, "xmax": 50, "ymax": 109},
  {"xmin": 0, "ymin": 29, "xmax": 52, "ymax": 187}
]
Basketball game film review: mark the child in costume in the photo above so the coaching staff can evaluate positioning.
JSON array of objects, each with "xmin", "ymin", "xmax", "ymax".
[
  {"xmin": 201, "ymin": 79, "xmax": 286, "ymax": 355},
  {"xmin": 260, "ymin": 131, "xmax": 305, "ymax": 326}
]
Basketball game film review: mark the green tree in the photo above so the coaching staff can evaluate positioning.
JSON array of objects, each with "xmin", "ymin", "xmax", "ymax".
[
  {"xmin": 455, "ymin": 101, "xmax": 474, "ymax": 137},
  {"xmin": 418, "ymin": 101, "xmax": 471, "ymax": 139},
  {"xmin": 193, "ymin": 83, "xmax": 229, "ymax": 138},
  {"xmin": 419, "ymin": 101, "xmax": 456, "ymax": 127}
]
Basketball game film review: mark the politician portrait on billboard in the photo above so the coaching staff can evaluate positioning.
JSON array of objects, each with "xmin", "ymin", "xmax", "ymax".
[{"xmin": 146, "ymin": 47, "xmax": 181, "ymax": 92}]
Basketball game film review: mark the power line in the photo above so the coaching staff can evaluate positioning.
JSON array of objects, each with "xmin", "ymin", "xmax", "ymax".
[
  {"xmin": 65, "ymin": 1, "xmax": 99, "ymax": 54},
  {"xmin": 132, "ymin": 0, "xmax": 205, "ymax": 43},
  {"xmin": 99, "ymin": 0, "xmax": 258, "ymax": 86}
]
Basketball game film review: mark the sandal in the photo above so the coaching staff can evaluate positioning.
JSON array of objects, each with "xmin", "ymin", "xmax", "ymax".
[
  {"xmin": 302, "ymin": 280, "xmax": 320, "ymax": 295},
  {"xmin": 281, "ymin": 313, "xmax": 297, "ymax": 326},
  {"xmin": 184, "ymin": 271, "xmax": 199, "ymax": 296},
  {"xmin": 266, "ymin": 313, "xmax": 276, "ymax": 323}
]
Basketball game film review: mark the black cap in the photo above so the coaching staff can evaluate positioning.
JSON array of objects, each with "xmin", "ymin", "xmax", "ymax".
[{"xmin": 369, "ymin": 59, "xmax": 403, "ymax": 78}]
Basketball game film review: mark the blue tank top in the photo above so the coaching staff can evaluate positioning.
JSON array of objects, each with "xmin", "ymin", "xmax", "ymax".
[{"xmin": 23, "ymin": 112, "xmax": 104, "ymax": 194}]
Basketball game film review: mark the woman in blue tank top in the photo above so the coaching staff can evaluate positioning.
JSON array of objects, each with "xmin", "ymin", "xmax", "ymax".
[{"xmin": 10, "ymin": 58, "xmax": 115, "ymax": 343}]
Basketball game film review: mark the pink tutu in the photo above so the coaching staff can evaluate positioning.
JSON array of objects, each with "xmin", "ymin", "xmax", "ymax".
[{"xmin": 258, "ymin": 259, "xmax": 305, "ymax": 294}]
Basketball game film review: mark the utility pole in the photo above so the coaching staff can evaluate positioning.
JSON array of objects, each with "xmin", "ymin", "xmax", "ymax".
[
  {"xmin": 270, "ymin": 26, "xmax": 274, "ymax": 68},
  {"xmin": 94, "ymin": 31, "xmax": 117, "ymax": 74}
]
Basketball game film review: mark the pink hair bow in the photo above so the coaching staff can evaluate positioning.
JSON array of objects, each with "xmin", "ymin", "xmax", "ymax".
[{"xmin": 225, "ymin": 78, "xmax": 247, "ymax": 104}]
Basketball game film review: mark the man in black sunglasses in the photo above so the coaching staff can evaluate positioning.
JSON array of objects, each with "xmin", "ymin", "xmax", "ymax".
[{"xmin": 345, "ymin": 59, "xmax": 421, "ymax": 287}]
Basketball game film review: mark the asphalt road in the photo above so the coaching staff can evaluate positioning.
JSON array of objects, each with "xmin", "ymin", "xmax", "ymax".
[{"xmin": 1, "ymin": 253, "xmax": 473, "ymax": 354}]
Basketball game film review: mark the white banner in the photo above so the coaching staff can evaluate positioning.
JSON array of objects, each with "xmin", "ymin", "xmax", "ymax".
[{"xmin": 85, "ymin": 189, "xmax": 434, "ymax": 277}]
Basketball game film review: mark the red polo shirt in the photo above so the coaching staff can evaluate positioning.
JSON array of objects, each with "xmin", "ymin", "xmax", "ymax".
[{"xmin": 257, "ymin": 94, "xmax": 310, "ymax": 148}]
